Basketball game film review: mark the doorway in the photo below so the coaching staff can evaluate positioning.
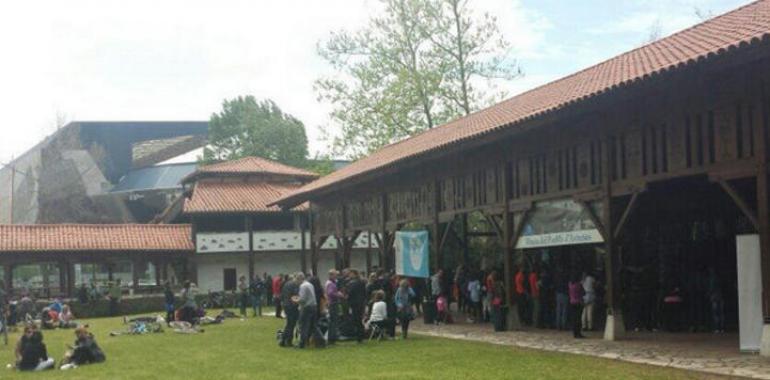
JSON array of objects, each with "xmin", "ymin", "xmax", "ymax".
[{"xmin": 223, "ymin": 268, "xmax": 237, "ymax": 291}]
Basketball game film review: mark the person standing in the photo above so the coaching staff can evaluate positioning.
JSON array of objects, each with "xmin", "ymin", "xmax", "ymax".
[
  {"xmin": 554, "ymin": 271, "xmax": 569, "ymax": 330},
  {"xmin": 514, "ymin": 267, "xmax": 528, "ymax": 325},
  {"xmin": 395, "ymin": 279, "xmax": 415, "ymax": 338},
  {"xmin": 272, "ymin": 274, "xmax": 283, "ymax": 318},
  {"xmin": 430, "ymin": 269, "xmax": 443, "ymax": 300},
  {"xmin": 279, "ymin": 274, "xmax": 299, "ymax": 347},
  {"xmin": 581, "ymin": 272, "xmax": 596, "ymax": 331},
  {"xmin": 569, "ymin": 275, "xmax": 585, "ymax": 338},
  {"xmin": 529, "ymin": 269, "xmax": 540, "ymax": 327},
  {"xmin": 297, "ymin": 273, "xmax": 325, "ymax": 349},
  {"xmin": 164, "ymin": 282, "xmax": 175, "ymax": 324},
  {"xmin": 249, "ymin": 274, "xmax": 264, "ymax": 317},
  {"xmin": 179, "ymin": 281, "xmax": 198, "ymax": 324},
  {"xmin": 325, "ymin": 269, "xmax": 343, "ymax": 344},
  {"xmin": 466, "ymin": 274, "xmax": 482, "ymax": 323},
  {"xmin": 238, "ymin": 276, "xmax": 249, "ymax": 318},
  {"xmin": 107, "ymin": 280, "xmax": 122, "ymax": 317},
  {"xmin": 346, "ymin": 270, "xmax": 367, "ymax": 343}
]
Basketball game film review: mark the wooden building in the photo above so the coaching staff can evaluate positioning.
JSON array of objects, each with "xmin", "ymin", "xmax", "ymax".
[{"xmin": 273, "ymin": 1, "xmax": 770, "ymax": 351}]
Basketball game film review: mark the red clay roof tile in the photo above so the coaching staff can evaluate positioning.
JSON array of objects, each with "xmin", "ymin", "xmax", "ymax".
[
  {"xmin": 182, "ymin": 156, "xmax": 318, "ymax": 183},
  {"xmin": 183, "ymin": 181, "xmax": 307, "ymax": 214},
  {"xmin": 0, "ymin": 224, "xmax": 193, "ymax": 252}
]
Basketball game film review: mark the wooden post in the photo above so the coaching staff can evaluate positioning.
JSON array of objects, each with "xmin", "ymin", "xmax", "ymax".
[
  {"xmin": 5, "ymin": 264, "xmax": 13, "ymax": 296},
  {"xmin": 380, "ymin": 194, "xmax": 389, "ymax": 270},
  {"xmin": 432, "ymin": 180, "xmax": 441, "ymax": 272},
  {"xmin": 366, "ymin": 231, "xmax": 372, "ymax": 274},
  {"xmin": 502, "ymin": 162, "xmax": 521, "ymax": 330},
  {"xmin": 308, "ymin": 207, "xmax": 318, "ymax": 275},
  {"xmin": 132, "ymin": 259, "xmax": 140, "ymax": 295},
  {"xmin": 603, "ymin": 135, "xmax": 624, "ymax": 341},
  {"xmin": 757, "ymin": 79, "xmax": 770, "ymax": 356},
  {"xmin": 246, "ymin": 216, "xmax": 255, "ymax": 281},
  {"xmin": 462, "ymin": 213, "xmax": 470, "ymax": 265},
  {"xmin": 154, "ymin": 261, "xmax": 161, "ymax": 286},
  {"xmin": 41, "ymin": 263, "xmax": 50, "ymax": 298},
  {"xmin": 334, "ymin": 235, "xmax": 342, "ymax": 270},
  {"xmin": 58, "ymin": 260, "xmax": 67, "ymax": 297},
  {"xmin": 300, "ymin": 213, "xmax": 308, "ymax": 274},
  {"xmin": 67, "ymin": 262, "xmax": 76, "ymax": 297}
]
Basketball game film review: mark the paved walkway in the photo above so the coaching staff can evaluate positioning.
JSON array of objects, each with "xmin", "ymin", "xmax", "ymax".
[{"xmin": 411, "ymin": 322, "xmax": 770, "ymax": 379}]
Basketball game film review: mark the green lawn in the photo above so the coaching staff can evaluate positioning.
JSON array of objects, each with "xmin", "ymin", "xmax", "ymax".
[{"xmin": 0, "ymin": 311, "xmax": 723, "ymax": 380}]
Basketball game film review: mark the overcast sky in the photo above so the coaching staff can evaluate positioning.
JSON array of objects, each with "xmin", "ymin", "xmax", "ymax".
[{"xmin": 0, "ymin": 0, "xmax": 754, "ymax": 164}]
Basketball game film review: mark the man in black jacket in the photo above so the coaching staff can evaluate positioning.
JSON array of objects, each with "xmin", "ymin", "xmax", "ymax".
[{"xmin": 345, "ymin": 270, "xmax": 366, "ymax": 343}]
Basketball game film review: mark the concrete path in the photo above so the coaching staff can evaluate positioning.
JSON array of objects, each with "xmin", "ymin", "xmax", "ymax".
[{"xmin": 411, "ymin": 322, "xmax": 770, "ymax": 379}]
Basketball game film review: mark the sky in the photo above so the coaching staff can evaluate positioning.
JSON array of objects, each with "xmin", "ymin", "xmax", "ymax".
[{"xmin": 0, "ymin": 0, "xmax": 755, "ymax": 164}]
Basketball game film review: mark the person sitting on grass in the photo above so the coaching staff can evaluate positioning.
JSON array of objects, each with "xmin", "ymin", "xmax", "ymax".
[
  {"xmin": 60, "ymin": 326, "xmax": 105, "ymax": 369},
  {"xmin": 14, "ymin": 325, "xmax": 35, "ymax": 365},
  {"xmin": 40, "ymin": 307, "xmax": 58, "ymax": 330},
  {"xmin": 59, "ymin": 304, "xmax": 77, "ymax": 328},
  {"xmin": 17, "ymin": 330, "xmax": 55, "ymax": 371}
]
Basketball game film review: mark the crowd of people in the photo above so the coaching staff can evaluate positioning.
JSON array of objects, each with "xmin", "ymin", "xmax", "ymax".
[{"xmin": 270, "ymin": 267, "xmax": 422, "ymax": 349}]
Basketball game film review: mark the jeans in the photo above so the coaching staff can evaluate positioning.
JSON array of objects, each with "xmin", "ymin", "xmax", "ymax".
[
  {"xmin": 327, "ymin": 303, "xmax": 339, "ymax": 343},
  {"xmin": 251, "ymin": 295, "xmax": 262, "ymax": 317},
  {"xmin": 239, "ymin": 293, "xmax": 249, "ymax": 316},
  {"xmin": 298, "ymin": 306, "xmax": 324, "ymax": 348},
  {"xmin": 555, "ymin": 293, "xmax": 568, "ymax": 330},
  {"xmin": 281, "ymin": 305, "xmax": 298, "ymax": 346},
  {"xmin": 165, "ymin": 303, "xmax": 175, "ymax": 323}
]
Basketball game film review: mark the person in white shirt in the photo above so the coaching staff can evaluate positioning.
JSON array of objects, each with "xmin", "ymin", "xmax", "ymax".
[
  {"xmin": 368, "ymin": 290, "xmax": 392, "ymax": 337},
  {"xmin": 296, "ymin": 273, "xmax": 325, "ymax": 349},
  {"xmin": 581, "ymin": 273, "xmax": 597, "ymax": 331}
]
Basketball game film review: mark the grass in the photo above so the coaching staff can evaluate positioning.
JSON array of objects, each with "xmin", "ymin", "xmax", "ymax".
[{"xmin": 0, "ymin": 309, "xmax": 724, "ymax": 380}]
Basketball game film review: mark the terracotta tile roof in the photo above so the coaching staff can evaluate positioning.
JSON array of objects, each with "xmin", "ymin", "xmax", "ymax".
[
  {"xmin": 183, "ymin": 181, "xmax": 308, "ymax": 214},
  {"xmin": 182, "ymin": 156, "xmax": 318, "ymax": 183},
  {"xmin": 275, "ymin": 0, "xmax": 770, "ymax": 207},
  {"xmin": 0, "ymin": 224, "xmax": 193, "ymax": 252}
]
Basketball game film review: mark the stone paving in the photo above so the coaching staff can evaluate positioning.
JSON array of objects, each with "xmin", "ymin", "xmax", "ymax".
[{"xmin": 410, "ymin": 321, "xmax": 770, "ymax": 379}]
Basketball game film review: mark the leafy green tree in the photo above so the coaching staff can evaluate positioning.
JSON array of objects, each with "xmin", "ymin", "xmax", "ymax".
[
  {"xmin": 203, "ymin": 96, "xmax": 309, "ymax": 167},
  {"xmin": 316, "ymin": 0, "xmax": 520, "ymax": 158}
]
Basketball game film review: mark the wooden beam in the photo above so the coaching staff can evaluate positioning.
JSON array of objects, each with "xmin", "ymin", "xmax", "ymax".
[
  {"xmin": 438, "ymin": 220, "xmax": 453, "ymax": 252},
  {"xmin": 613, "ymin": 191, "xmax": 642, "ymax": 240},
  {"xmin": 718, "ymin": 179, "xmax": 760, "ymax": 231},
  {"xmin": 579, "ymin": 200, "xmax": 607, "ymax": 241},
  {"xmin": 300, "ymin": 214, "xmax": 307, "ymax": 274},
  {"xmin": 461, "ymin": 213, "xmax": 470, "ymax": 265}
]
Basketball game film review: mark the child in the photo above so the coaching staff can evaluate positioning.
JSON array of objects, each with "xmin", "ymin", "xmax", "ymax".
[{"xmin": 435, "ymin": 295, "xmax": 448, "ymax": 324}]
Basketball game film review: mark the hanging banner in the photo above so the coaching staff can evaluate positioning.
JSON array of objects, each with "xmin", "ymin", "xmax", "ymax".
[
  {"xmin": 395, "ymin": 230, "xmax": 430, "ymax": 278},
  {"xmin": 516, "ymin": 199, "xmax": 604, "ymax": 249}
]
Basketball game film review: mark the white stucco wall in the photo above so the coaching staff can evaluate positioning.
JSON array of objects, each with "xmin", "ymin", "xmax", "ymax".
[{"xmin": 193, "ymin": 249, "xmax": 374, "ymax": 293}]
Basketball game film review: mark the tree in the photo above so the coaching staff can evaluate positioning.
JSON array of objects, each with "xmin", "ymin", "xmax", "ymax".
[
  {"xmin": 423, "ymin": 0, "xmax": 521, "ymax": 117},
  {"xmin": 203, "ymin": 96, "xmax": 309, "ymax": 167},
  {"xmin": 316, "ymin": 0, "xmax": 519, "ymax": 158}
]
